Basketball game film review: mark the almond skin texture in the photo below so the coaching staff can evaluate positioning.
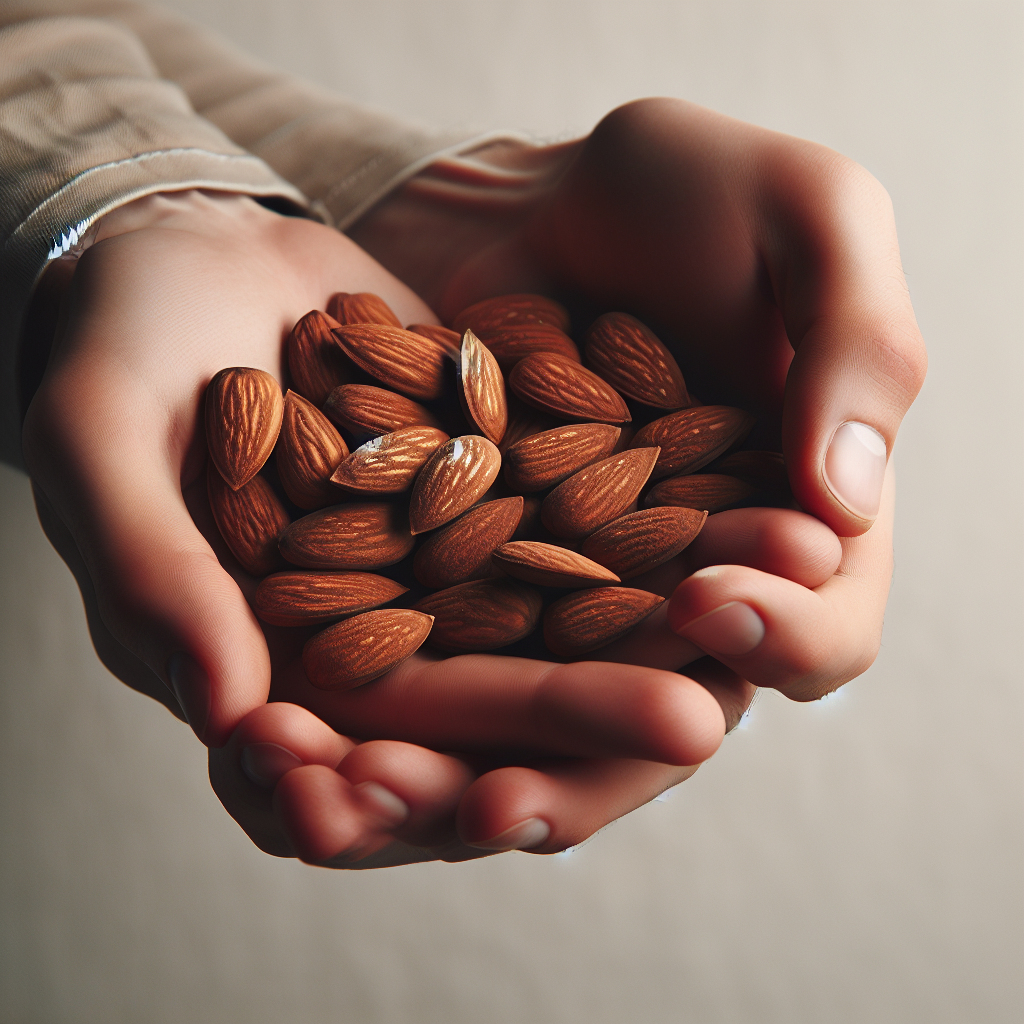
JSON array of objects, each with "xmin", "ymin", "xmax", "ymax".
[
  {"xmin": 580, "ymin": 506, "xmax": 708, "ymax": 580},
  {"xmin": 414, "ymin": 579, "xmax": 543, "ymax": 652},
  {"xmin": 276, "ymin": 391, "xmax": 349, "ymax": 509},
  {"xmin": 584, "ymin": 312, "xmax": 690, "ymax": 409},
  {"xmin": 541, "ymin": 447, "xmax": 660, "ymax": 539},
  {"xmin": 303, "ymin": 609, "xmax": 434, "ymax": 690},
  {"xmin": 480, "ymin": 324, "xmax": 581, "ymax": 371},
  {"xmin": 253, "ymin": 571, "xmax": 408, "ymax": 627},
  {"xmin": 279, "ymin": 503, "xmax": 414, "ymax": 569},
  {"xmin": 492, "ymin": 542, "xmax": 620, "ymax": 589},
  {"xmin": 207, "ymin": 463, "xmax": 289, "ymax": 576},
  {"xmin": 323, "ymin": 384, "xmax": 441, "ymax": 443},
  {"xmin": 509, "ymin": 352, "xmax": 631, "ymax": 424},
  {"xmin": 286, "ymin": 310, "xmax": 350, "ymax": 406},
  {"xmin": 408, "ymin": 323, "xmax": 461, "ymax": 353},
  {"xmin": 413, "ymin": 496, "xmax": 523, "ymax": 588},
  {"xmin": 327, "ymin": 291, "xmax": 402, "ymax": 328},
  {"xmin": 713, "ymin": 450, "xmax": 789, "ymax": 491},
  {"xmin": 452, "ymin": 293, "xmax": 571, "ymax": 337},
  {"xmin": 205, "ymin": 367, "xmax": 284, "ymax": 490},
  {"xmin": 330, "ymin": 426, "xmax": 449, "ymax": 495},
  {"xmin": 458, "ymin": 329, "xmax": 507, "ymax": 444},
  {"xmin": 333, "ymin": 324, "xmax": 451, "ymax": 400},
  {"xmin": 408, "ymin": 435, "xmax": 502, "ymax": 534},
  {"xmin": 644, "ymin": 474, "xmax": 756, "ymax": 513},
  {"xmin": 503, "ymin": 422, "xmax": 621, "ymax": 492},
  {"xmin": 498, "ymin": 396, "xmax": 560, "ymax": 455},
  {"xmin": 544, "ymin": 587, "xmax": 665, "ymax": 659},
  {"xmin": 630, "ymin": 405, "xmax": 755, "ymax": 479}
]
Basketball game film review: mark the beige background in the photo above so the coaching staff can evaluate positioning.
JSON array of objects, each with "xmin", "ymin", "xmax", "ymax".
[{"xmin": 2, "ymin": 2, "xmax": 1022, "ymax": 1022}]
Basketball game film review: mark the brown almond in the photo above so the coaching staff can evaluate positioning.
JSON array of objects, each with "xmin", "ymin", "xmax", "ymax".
[
  {"xmin": 643, "ymin": 474, "xmax": 755, "ymax": 513},
  {"xmin": 327, "ymin": 291, "xmax": 402, "ymax": 328},
  {"xmin": 541, "ymin": 447, "xmax": 660, "ymax": 539},
  {"xmin": 480, "ymin": 324, "xmax": 581, "ymax": 371},
  {"xmin": 452, "ymin": 293, "xmax": 571, "ymax": 337},
  {"xmin": 584, "ymin": 312, "xmax": 689, "ymax": 409},
  {"xmin": 323, "ymin": 384, "xmax": 441, "ymax": 443},
  {"xmin": 408, "ymin": 435, "xmax": 502, "ymax": 534},
  {"xmin": 509, "ymin": 352, "xmax": 631, "ymax": 424},
  {"xmin": 510, "ymin": 496, "xmax": 544, "ymax": 541},
  {"xmin": 333, "ymin": 324, "xmax": 451, "ymax": 400},
  {"xmin": 253, "ymin": 571, "xmax": 408, "ymax": 627},
  {"xmin": 414, "ymin": 579, "xmax": 542, "ymax": 652},
  {"xmin": 276, "ymin": 391, "xmax": 349, "ymax": 510},
  {"xmin": 492, "ymin": 541, "xmax": 620, "ymax": 589},
  {"xmin": 503, "ymin": 422, "xmax": 621, "ymax": 492},
  {"xmin": 458, "ymin": 329, "xmax": 507, "ymax": 444},
  {"xmin": 279, "ymin": 502, "xmax": 414, "ymax": 569},
  {"xmin": 303, "ymin": 609, "xmax": 433, "ymax": 690},
  {"xmin": 408, "ymin": 323, "xmax": 461, "ymax": 353},
  {"xmin": 580, "ymin": 506, "xmax": 707, "ymax": 580},
  {"xmin": 330, "ymin": 426, "xmax": 449, "ymax": 495},
  {"xmin": 413, "ymin": 496, "xmax": 523, "ymax": 588},
  {"xmin": 286, "ymin": 310, "xmax": 351, "ymax": 406},
  {"xmin": 630, "ymin": 405, "xmax": 755, "ymax": 479},
  {"xmin": 207, "ymin": 463, "xmax": 289, "ymax": 576},
  {"xmin": 498, "ymin": 396, "xmax": 560, "ymax": 455},
  {"xmin": 544, "ymin": 587, "xmax": 665, "ymax": 659},
  {"xmin": 713, "ymin": 450, "xmax": 789, "ymax": 491},
  {"xmin": 205, "ymin": 367, "xmax": 283, "ymax": 490}
]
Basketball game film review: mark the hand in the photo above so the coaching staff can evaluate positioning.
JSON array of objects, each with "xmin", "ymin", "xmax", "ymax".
[{"xmin": 351, "ymin": 97, "xmax": 927, "ymax": 701}]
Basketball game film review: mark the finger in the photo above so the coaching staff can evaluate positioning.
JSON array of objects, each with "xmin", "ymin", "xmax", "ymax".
[
  {"xmin": 457, "ymin": 759, "xmax": 697, "ymax": 854},
  {"xmin": 278, "ymin": 651, "xmax": 727, "ymax": 767},
  {"xmin": 758, "ymin": 143, "xmax": 927, "ymax": 535},
  {"xmin": 667, "ymin": 461, "xmax": 895, "ymax": 699}
]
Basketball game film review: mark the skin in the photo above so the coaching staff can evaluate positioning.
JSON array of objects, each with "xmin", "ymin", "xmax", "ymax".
[{"xmin": 21, "ymin": 98, "xmax": 926, "ymax": 866}]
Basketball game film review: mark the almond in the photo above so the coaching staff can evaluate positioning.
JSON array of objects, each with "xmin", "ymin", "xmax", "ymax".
[
  {"xmin": 303, "ymin": 609, "xmax": 433, "ymax": 690},
  {"xmin": 207, "ymin": 463, "xmax": 289, "ymax": 576},
  {"xmin": 503, "ymin": 422, "xmax": 621, "ymax": 492},
  {"xmin": 330, "ymin": 426, "xmax": 449, "ymax": 495},
  {"xmin": 276, "ymin": 390, "xmax": 349, "ymax": 510},
  {"xmin": 452, "ymin": 293, "xmax": 571, "ymax": 336},
  {"xmin": 408, "ymin": 323, "xmax": 461, "ymax": 353},
  {"xmin": 509, "ymin": 352, "xmax": 631, "ymax": 425},
  {"xmin": 253, "ymin": 571, "xmax": 408, "ymax": 627},
  {"xmin": 541, "ymin": 447, "xmax": 660, "ymax": 539},
  {"xmin": 585, "ymin": 312, "xmax": 689, "ymax": 409},
  {"xmin": 413, "ymin": 496, "xmax": 523, "ymax": 588},
  {"xmin": 279, "ymin": 502, "xmax": 414, "ymax": 569},
  {"xmin": 479, "ymin": 324, "xmax": 580, "ymax": 371},
  {"xmin": 205, "ymin": 367, "xmax": 284, "ymax": 491},
  {"xmin": 327, "ymin": 291, "xmax": 402, "ymax": 328},
  {"xmin": 287, "ymin": 310, "xmax": 351, "ymax": 406},
  {"xmin": 543, "ymin": 587, "xmax": 665, "ymax": 659},
  {"xmin": 630, "ymin": 405, "xmax": 755, "ymax": 479},
  {"xmin": 414, "ymin": 579, "xmax": 542, "ymax": 652},
  {"xmin": 643, "ymin": 473, "xmax": 755, "ymax": 513},
  {"xmin": 510, "ymin": 495, "xmax": 543, "ymax": 541},
  {"xmin": 492, "ymin": 541, "xmax": 620, "ymax": 588},
  {"xmin": 580, "ymin": 506, "xmax": 707, "ymax": 580},
  {"xmin": 333, "ymin": 324, "xmax": 451, "ymax": 400},
  {"xmin": 712, "ymin": 450, "xmax": 789, "ymax": 491},
  {"xmin": 498, "ymin": 396, "xmax": 560, "ymax": 454},
  {"xmin": 408, "ymin": 435, "xmax": 502, "ymax": 534},
  {"xmin": 323, "ymin": 384, "xmax": 441, "ymax": 443},
  {"xmin": 458, "ymin": 329, "xmax": 507, "ymax": 444}
]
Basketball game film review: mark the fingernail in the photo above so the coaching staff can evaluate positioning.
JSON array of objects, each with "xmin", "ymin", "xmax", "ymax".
[
  {"xmin": 240, "ymin": 743, "xmax": 303, "ymax": 788},
  {"xmin": 675, "ymin": 601, "xmax": 765, "ymax": 657},
  {"xmin": 166, "ymin": 651, "xmax": 211, "ymax": 742},
  {"xmin": 823, "ymin": 421, "xmax": 887, "ymax": 520},
  {"xmin": 468, "ymin": 817, "xmax": 550, "ymax": 851},
  {"xmin": 351, "ymin": 781, "xmax": 409, "ymax": 827}
]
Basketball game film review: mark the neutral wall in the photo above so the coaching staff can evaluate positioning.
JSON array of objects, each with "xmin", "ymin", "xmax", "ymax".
[{"xmin": 1, "ymin": 2, "xmax": 1021, "ymax": 1022}]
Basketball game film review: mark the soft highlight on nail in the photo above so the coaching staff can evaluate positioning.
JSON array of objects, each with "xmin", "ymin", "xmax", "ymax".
[
  {"xmin": 823, "ymin": 421, "xmax": 887, "ymax": 520},
  {"xmin": 468, "ymin": 817, "xmax": 550, "ymax": 851},
  {"xmin": 674, "ymin": 601, "xmax": 765, "ymax": 657},
  {"xmin": 351, "ymin": 781, "xmax": 409, "ymax": 826}
]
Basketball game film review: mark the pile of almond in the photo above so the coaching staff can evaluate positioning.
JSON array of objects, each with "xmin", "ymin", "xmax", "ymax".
[{"xmin": 205, "ymin": 293, "xmax": 789, "ymax": 690}]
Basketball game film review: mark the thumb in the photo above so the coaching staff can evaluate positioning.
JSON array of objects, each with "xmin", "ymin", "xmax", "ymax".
[{"xmin": 764, "ymin": 152, "xmax": 927, "ymax": 536}]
